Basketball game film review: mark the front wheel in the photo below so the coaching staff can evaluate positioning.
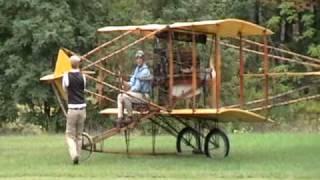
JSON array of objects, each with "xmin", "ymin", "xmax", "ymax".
[
  {"xmin": 80, "ymin": 132, "xmax": 93, "ymax": 162},
  {"xmin": 176, "ymin": 127, "xmax": 202, "ymax": 154},
  {"xmin": 204, "ymin": 128, "xmax": 229, "ymax": 159}
]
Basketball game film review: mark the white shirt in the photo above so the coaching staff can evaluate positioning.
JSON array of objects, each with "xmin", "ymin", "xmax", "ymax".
[{"xmin": 62, "ymin": 69, "xmax": 87, "ymax": 108}]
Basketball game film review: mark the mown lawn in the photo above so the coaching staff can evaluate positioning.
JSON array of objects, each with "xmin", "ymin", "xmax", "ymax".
[{"xmin": 0, "ymin": 133, "xmax": 319, "ymax": 179}]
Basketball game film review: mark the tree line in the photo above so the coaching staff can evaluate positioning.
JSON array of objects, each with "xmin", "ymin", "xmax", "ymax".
[{"xmin": 1, "ymin": 0, "xmax": 320, "ymax": 132}]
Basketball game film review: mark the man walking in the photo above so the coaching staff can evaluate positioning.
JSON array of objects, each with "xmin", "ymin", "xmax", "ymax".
[{"xmin": 62, "ymin": 55, "xmax": 86, "ymax": 165}]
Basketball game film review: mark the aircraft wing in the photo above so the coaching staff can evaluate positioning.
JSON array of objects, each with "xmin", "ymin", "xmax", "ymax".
[{"xmin": 100, "ymin": 108, "xmax": 273, "ymax": 123}]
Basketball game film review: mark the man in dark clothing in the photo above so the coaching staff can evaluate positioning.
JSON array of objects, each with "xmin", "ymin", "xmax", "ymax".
[{"xmin": 62, "ymin": 55, "xmax": 86, "ymax": 165}]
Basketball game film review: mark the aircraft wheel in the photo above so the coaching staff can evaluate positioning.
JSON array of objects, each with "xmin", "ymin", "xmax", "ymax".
[
  {"xmin": 176, "ymin": 127, "xmax": 201, "ymax": 154},
  {"xmin": 80, "ymin": 132, "xmax": 94, "ymax": 162},
  {"xmin": 204, "ymin": 128, "xmax": 229, "ymax": 158}
]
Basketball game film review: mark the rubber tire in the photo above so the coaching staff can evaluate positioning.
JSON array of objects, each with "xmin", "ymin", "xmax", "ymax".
[
  {"xmin": 176, "ymin": 127, "xmax": 200, "ymax": 153},
  {"xmin": 80, "ymin": 132, "xmax": 93, "ymax": 161},
  {"xmin": 204, "ymin": 128, "xmax": 230, "ymax": 158}
]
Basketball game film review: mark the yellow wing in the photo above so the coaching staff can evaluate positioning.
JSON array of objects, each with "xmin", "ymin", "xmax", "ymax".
[{"xmin": 100, "ymin": 108, "xmax": 273, "ymax": 123}]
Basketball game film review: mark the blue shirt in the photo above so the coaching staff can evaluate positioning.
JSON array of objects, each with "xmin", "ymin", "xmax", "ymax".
[{"xmin": 129, "ymin": 64, "xmax": 152, "ymax": 93}]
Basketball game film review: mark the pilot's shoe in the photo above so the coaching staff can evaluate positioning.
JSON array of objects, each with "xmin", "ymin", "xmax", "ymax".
[
  {"xmin": 123, "ymin": 116, "xmax": 134, "ymax": 125},
  {"xmin": 115, "ymin": 117, "xmax": 124, "ymax": 129}
]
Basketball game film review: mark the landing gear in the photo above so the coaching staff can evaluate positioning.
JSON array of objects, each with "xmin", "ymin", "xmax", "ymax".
[
  {"xmin": 176, "ymin": 125, "xmax": 230, "ymax": 158},
  {"xmin": 204, "ymin": 128, "xmax": 230, "ymax": 158},
  {"xmin": 176, "ymin": 127, "xmax": 202, "ymax": 154},
  {"xmin": 80, "ymin": 132, "xmax": 94, "ymax": 161}
]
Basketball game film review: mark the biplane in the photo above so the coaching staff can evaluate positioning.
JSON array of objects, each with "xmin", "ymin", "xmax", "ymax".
[{"xmin": 40, "ymin": 18, "xmax": 320, "ymax": 160}]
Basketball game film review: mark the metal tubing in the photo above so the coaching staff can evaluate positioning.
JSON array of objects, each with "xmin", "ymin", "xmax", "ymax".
[
  {"xmin": 227, "ymin": 85, "xmax": 313, "ymax": 108},
  {"xmin": 240, "ymin": 38, "xmax": 320, "ymax": 65},
  {"xmin": 250, "ymin": 94, "xmax": 320, "ymax": 112},
  {"xmin": 150, "ymin": 118, "xmax": 177, "ymax": 137},
  {"xmin": 244, "ymin": 72, "xmax": 320, "ymax": 77},
  {"xmin": 219, "ymin": 42, "xmax": 320, "ymax": 68}
]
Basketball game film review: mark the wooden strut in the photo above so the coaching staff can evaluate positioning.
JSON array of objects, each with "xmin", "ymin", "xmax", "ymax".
[
  {"xmin": 51, "ymin": 83, "xmax": 67, "ymax": 117},
  {"xmin": 263, "ymin": 34, "xmax": 269, "ymax": 109},
  {"xmin": 157, "ymin": 28, "xmax": 320, "ymax": 66},
  {"xmin": 239, "ymin": 33, "xmax": 244, "ymax": 108},
  {"xmin": 84, "ymin": 89, "xmax": 116, "ymax": 103},
  {"xmin": 168, "ymin": 30, "xmax": 174, "ymax": 108},
  {"xmin": 85, "ymin": 74, "xmax": 168, "ymax": 111},
  {"xmin": 249, "ymin": 94, "xmax": 320, "ymax": 112},
  {"xmin": 63, "ymin": 48, "xmax": 117, "ymax": 77},
  {"xmin": 82, "ymin": 30, "xmax": 133, "ymax": 58},
  {"xmin": 191, "ymin": 30, "xmax": 197, "ymax": 112},
  {"xmin": 83, "ymin": 27, "xmax": 167, "ymax": 70},
  {"xmin": 219, "ymin": 42, "xmax": 320, "ymax": 68},
  {"xmin": 92, "ymin": 111, "xmax": 158, "ymax": 143},
  {"xmin": 215, "ymin": 34, "xmax": 221, "ymax": 112},
  {"xmin": 244, "ymin": 72, "xmax": 320, "ymax": 77},
  {"xmin": 168, "ymin": 30, "xmax": 320, "ymax": 67},
  {"xmin": 227, "ymin": 85, "xmax": 314, "ymax": 108},
  {"xmin": 210, "ymin": 35, "xmax": 216, "ymax": 109},
  {"xmin": 239, "ymin": 38, "xmax": 320, "ymax": 65}
]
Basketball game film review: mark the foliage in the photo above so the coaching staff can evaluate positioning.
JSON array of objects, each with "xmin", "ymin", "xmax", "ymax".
[
  {"xmin": 0, "ymin": 121, "xmax": 43, "ymax": 135},
  {"xmin": 0, "ymin": 0, "xmax": 107, "ymax": 130},
  {"xmin": 1, "ymin": 0, "xmax": 320, "ymax": 132}
]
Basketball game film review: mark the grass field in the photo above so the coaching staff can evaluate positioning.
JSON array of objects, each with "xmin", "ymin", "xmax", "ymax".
[{"xmin": 0, "ymin": 133, "xmax": 319, "ymax": 179}]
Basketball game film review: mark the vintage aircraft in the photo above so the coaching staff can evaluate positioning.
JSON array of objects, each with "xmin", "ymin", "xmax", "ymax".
[{"xmin": 40, "ymin": 18, "xmax": 320, "ymax": 161}]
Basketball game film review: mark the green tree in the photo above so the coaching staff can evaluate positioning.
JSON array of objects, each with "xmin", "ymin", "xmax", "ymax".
[{"xmin": 0, "ymin": 0, "xmax": 107, "ymax": 131}]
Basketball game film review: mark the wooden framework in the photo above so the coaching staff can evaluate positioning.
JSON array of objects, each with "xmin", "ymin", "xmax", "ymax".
[
  {"xmin": 191, "ymin": 30, "xmax": 197, "ymax": 112},
  {"xmin": 40, "ymin": 18, "xmax": 320, "ymax": 159},
  {"xmin": 239, "ymin": 33, "xmax": 244, "ymax": 108},
  {"xmin": 263, "ymin": 33, "xmax": 269, "ymax": 109},
  {"xmin": 168, "ymin": 30, "xmax": 174, "ymax": 108},
  {"xmin": 214, "ymin": 34, "xmax": 221, "ymax": 111}
]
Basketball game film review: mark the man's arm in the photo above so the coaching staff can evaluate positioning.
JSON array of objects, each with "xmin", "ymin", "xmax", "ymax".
[
  {"xmin": 128, "ymin": 76, "xmax": 134, "ymax": 87},
  {"xmin": 137, "ymin": 68, "xmax": 152, "ymax": 80},
  {"xmin": 130, "ymin": 78, "xmax": 141, "ymax": 92},
  {"xmin": 62, "ymin": 73, "xmax": 69, "ymax": 92},
  {"xmin": 211, "ymin": 67, "xmax": 216, "ymax": 80},
  {"xmin": 82, "ymin": 74, "xmax": 86, "ymax": 90},
  {"xmin": 128, "ymin": 67, "xmax": 138, "ymax": 87}
]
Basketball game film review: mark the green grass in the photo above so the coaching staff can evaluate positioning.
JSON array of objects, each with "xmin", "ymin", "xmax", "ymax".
[{"xmin": 0, "ymin": 133, "xmax": 319, "ymax": 179}]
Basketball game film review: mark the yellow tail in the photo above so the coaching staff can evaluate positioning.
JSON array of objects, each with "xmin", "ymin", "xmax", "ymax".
[{"xmin": 53, "ymin": 49, "xmax": 72, "ymax": 78}]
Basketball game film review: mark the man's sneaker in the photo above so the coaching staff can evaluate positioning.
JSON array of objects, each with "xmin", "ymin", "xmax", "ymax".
[
  {"xmin": 123, "ymin": 116, "xmax": 134, "ymax": 125},
  {"xmin": 73, "ymin": 156, "xmax": 79, "ymax": 165}
]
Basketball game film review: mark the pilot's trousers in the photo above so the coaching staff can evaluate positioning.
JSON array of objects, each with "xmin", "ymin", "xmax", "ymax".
[{"xmin": 117, "ymin": 91, "xmax": 145, "ymax": 118}]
